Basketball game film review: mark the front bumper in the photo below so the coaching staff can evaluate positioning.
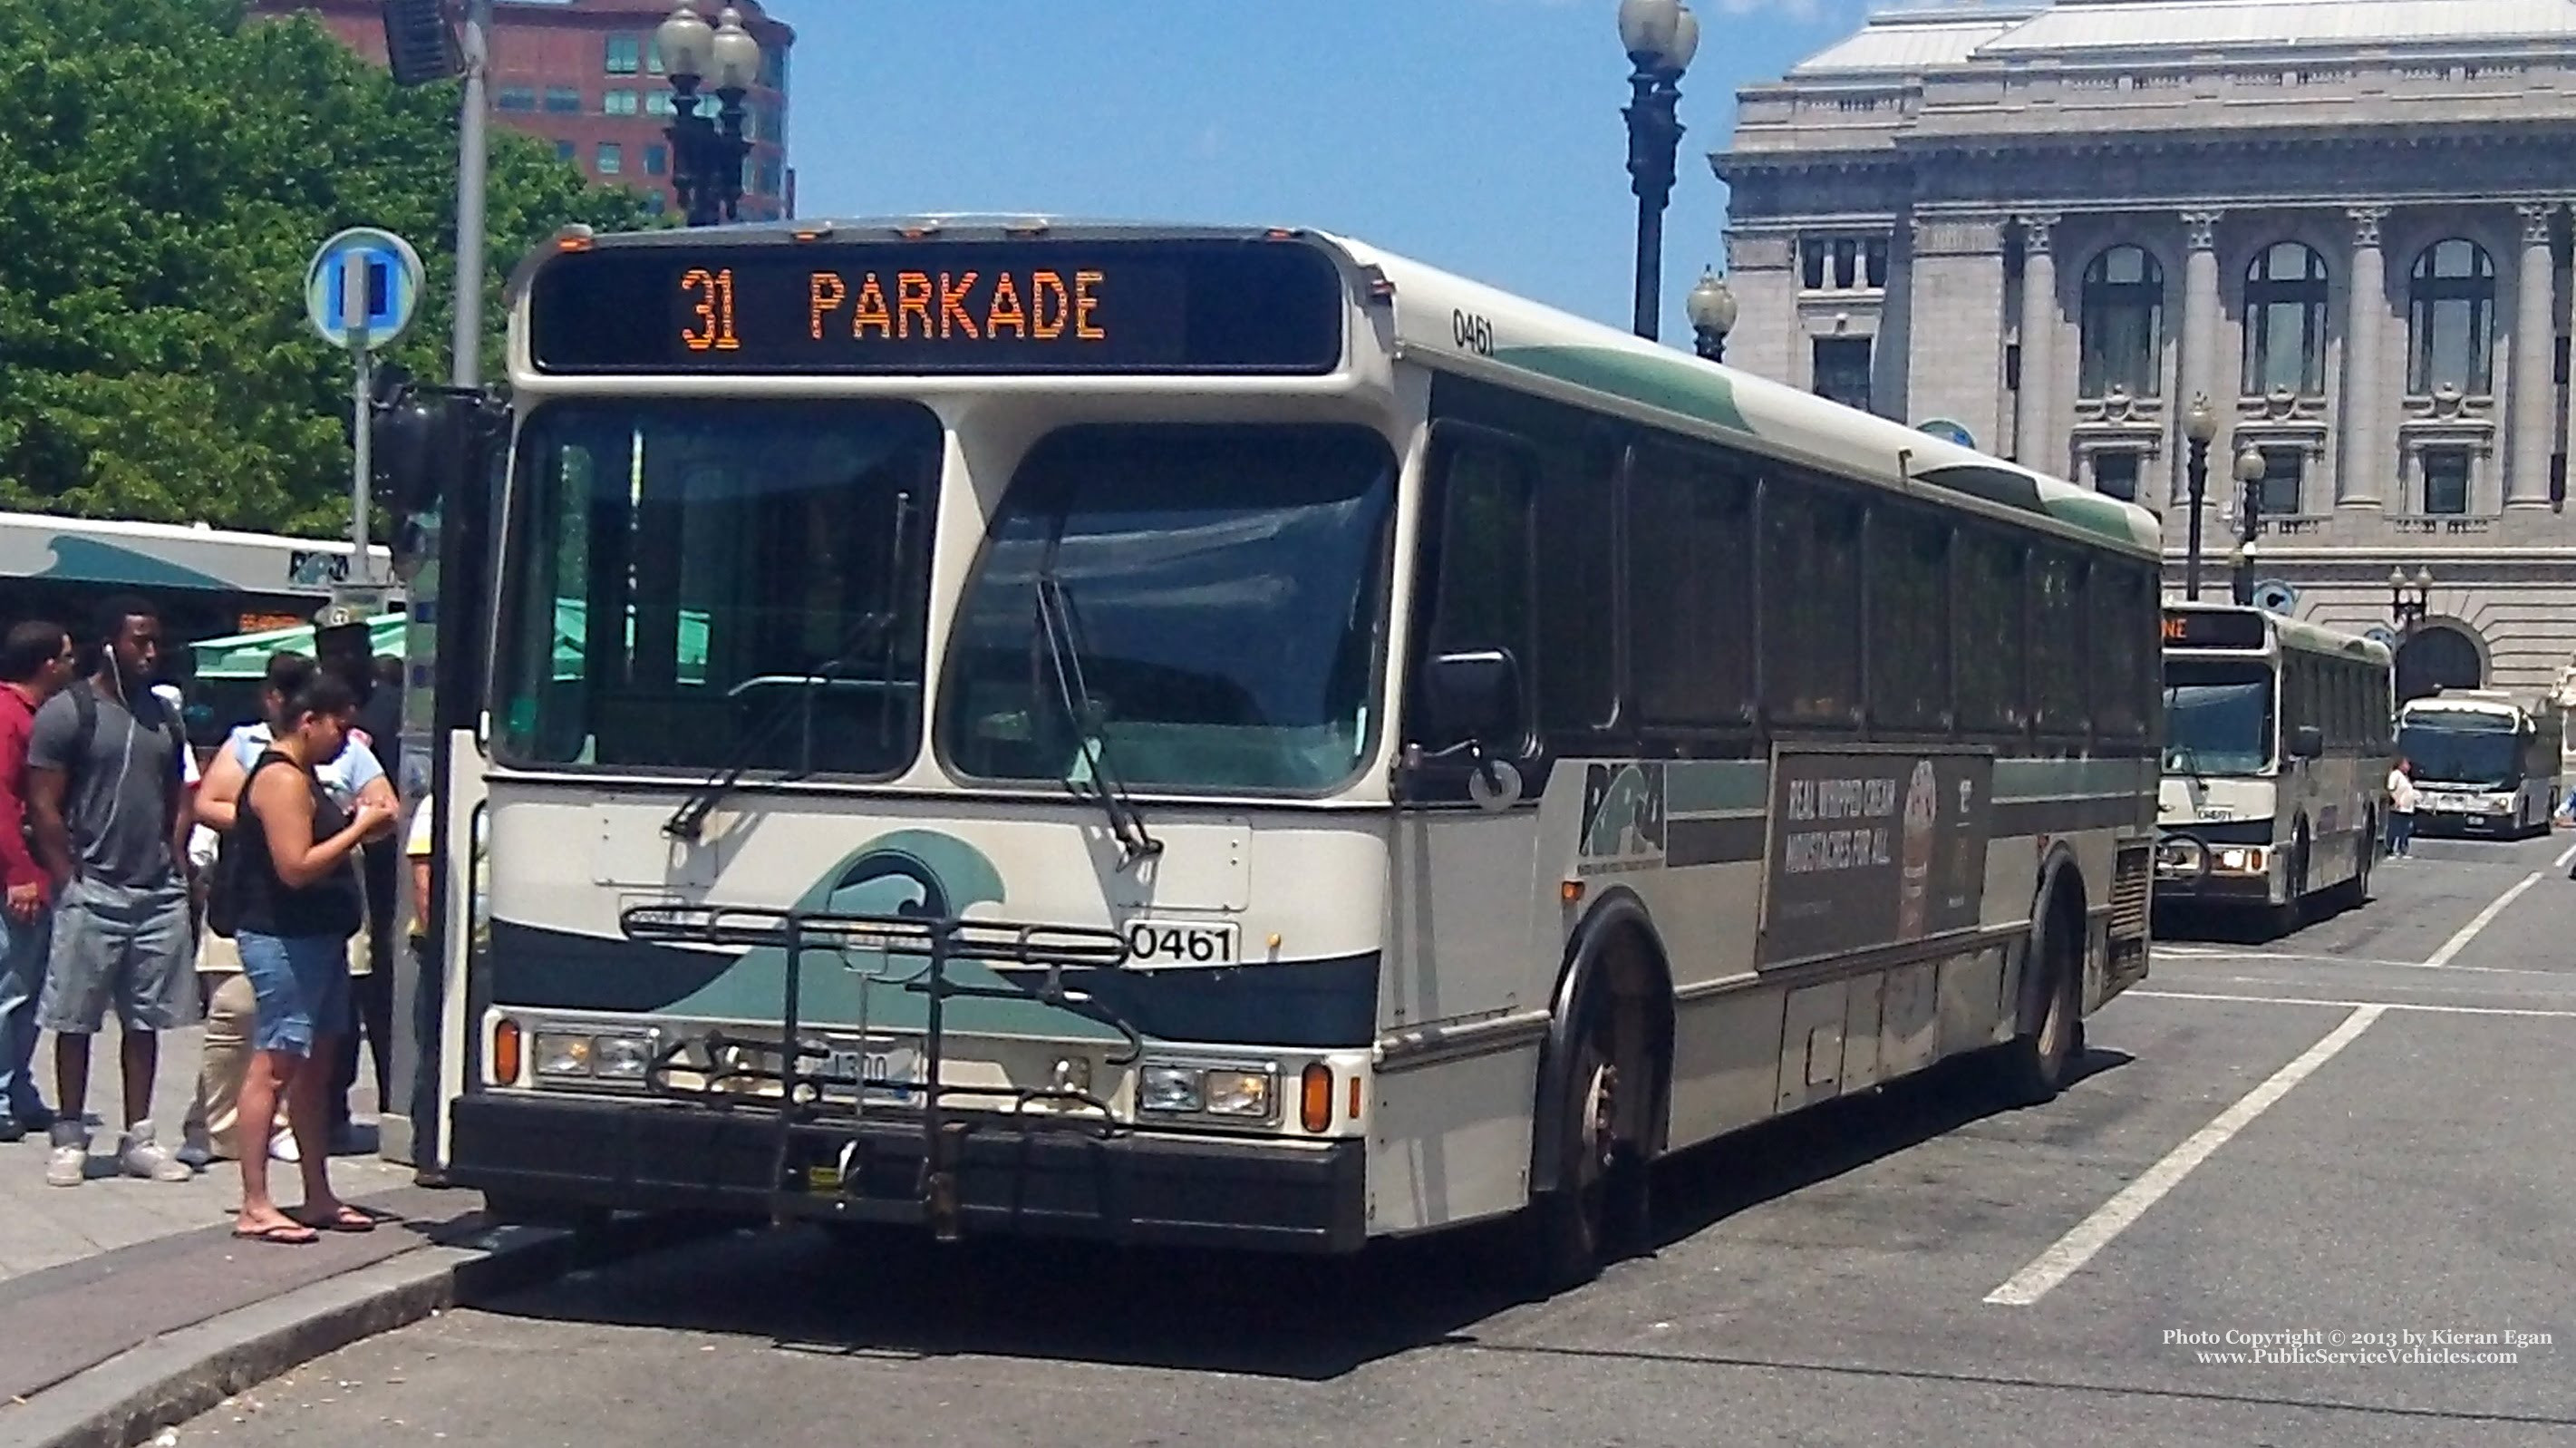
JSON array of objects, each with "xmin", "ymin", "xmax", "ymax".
[{"xmin": 450, "ymin": 1093, "xmax": 1368, "ymax": 1254}]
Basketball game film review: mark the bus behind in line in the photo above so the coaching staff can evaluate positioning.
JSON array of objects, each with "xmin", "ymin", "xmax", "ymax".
[
  {"xmin": 2157, "ymin": 603, "xmax": 2393, "ymax": 925},
  {"xmin": 2397, "ymin": 690, "xmax": 2561, "ymax": 838}
]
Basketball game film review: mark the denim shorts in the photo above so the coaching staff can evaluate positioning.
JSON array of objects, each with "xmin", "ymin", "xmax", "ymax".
[{"xmin": 233, "ymin": 932, "xmax": 351, "ymax": 1057}]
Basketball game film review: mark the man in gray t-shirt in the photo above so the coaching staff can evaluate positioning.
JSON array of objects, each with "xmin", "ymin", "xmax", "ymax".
[{"xmin": 27, "ymin": 597, "xmax": 195, "ymax": 1187}]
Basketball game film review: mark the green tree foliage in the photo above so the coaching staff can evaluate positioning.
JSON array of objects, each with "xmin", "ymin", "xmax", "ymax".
[{"xmin": 0, "ymin": 0, "xmax": 658, "ymax": 534}]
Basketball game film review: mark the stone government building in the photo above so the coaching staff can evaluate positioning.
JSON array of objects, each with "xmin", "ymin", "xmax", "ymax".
[{"xmin": 1714, "ymin": 0, "xmax": 2576, "ymax": 701}]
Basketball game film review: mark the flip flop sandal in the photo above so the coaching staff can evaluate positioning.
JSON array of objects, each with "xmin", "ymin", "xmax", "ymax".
[
  {"xmin": 234, "ymin": 1222, "xmax": 319, "ymax": 1246},
  {"xmin": 294, "ymin": 1206, "xmax": 379, "ymax": 1234}
]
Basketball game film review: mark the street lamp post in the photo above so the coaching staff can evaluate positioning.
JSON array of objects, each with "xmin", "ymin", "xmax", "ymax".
[
  {"xmin": 2182, "ymin": 394, "xmax": 2217, "ymax": 599},
  {"xmin": 656, "ymin": 5, "xmax": 760, "ymax": 227},
  {"xmin": 1685, "ymin": 268, "xmax": 1736, "ymax": 362},
  {"xmin": 2388, "ymin": 565, "xmax": 2433, "ymax": 631},
  {"xmin": 2231, "ymin": 444, "xmax": 2266, "ymax": 606},
  {"xmin": 1618, "ymin": 0, "xmax": 1700, "ymax": 341}
]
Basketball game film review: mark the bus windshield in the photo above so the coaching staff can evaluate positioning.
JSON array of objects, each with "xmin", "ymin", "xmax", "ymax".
[
  {"xmin": 938, "ymin": 423, "xmax": 1395, "ymax": 794},
  {"xmin": 493, "ymin": 400, "xmax": 944, "ymax": 774},
  {"xmin": 2163, "ymin": 659, "xmax": 2274, "ymax": 775},
  {"xmin": 2399, "ymin": 713, "xmax": 2522, "ymax": 789}
]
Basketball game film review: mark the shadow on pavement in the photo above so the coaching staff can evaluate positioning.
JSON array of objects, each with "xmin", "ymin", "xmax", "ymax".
[{"xmin": 479, "ymin": 1047, "xmax": 2127, "ymax": 1381}]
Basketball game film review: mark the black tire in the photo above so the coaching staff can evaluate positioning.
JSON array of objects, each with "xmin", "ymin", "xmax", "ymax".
[
  {"xmin": 2269, "ymin": 830, "xmax": 2310, "ymax": 938},
  {"xmin": 1523, "ymin": 997, "xmax": 1649, "ymax": 1294},
  {"xmin": 1990, "ymin": 901, "xmax": 2082, "ymax": 1106},
  {"xmin": 2334, "ymin": 819, "xmax": 2373, "ymax": 911}
]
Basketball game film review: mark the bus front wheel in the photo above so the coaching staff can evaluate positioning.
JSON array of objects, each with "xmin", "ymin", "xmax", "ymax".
[
  {"xmin": 1990, "ymin": 898, "xmax": 2082, "ymax": 1106},
  {"xmin": 1524, "ymin": 996, "xmax": 1650, "ymax": 1293}
]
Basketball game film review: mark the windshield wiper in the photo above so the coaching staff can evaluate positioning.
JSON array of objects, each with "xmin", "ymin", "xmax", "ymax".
[
  {"xmin": 663, "ymin": 490, "xmax": 918, "ymax": 843},
  {"xmin": 1031, "ymin": 539, "xmax": 1161, "ymax": 867}
]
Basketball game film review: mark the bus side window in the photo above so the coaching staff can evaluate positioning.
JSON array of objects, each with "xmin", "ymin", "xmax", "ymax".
[{"xmin": 1411, "ymin": 427, "xmax": 1537, "ymax": 755}]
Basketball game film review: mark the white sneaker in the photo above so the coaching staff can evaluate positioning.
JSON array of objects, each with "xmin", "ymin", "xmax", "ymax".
[
  {"xmin": 45, "ymin": 1123, "xmax": 87, "ymax": 1188},
  {"xmin": 269, "ymin": 1130, "xmax": 301, "ymax": 1163},
  {"xmin": 118, "ymin": 1122, "xmax": 193, "ymax": 1182}
]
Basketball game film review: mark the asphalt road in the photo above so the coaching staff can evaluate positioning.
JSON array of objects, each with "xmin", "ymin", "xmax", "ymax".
[{"xmin": 184, "ymin": 833, "xmax": 2576, "ymax": 1447}]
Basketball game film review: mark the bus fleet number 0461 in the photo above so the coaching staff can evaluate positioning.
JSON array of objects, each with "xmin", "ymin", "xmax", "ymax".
[{"xmin": 1124, "ymin": 921, "xmax": 1241, "ymax": 967}]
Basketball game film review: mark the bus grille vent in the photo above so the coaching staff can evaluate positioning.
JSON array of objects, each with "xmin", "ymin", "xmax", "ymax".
[{"xmin": 2108, "ymin": 844, "xmax": 2152, "ymax": 986}]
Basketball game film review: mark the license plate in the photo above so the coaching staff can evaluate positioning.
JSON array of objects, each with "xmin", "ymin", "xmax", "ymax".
[
  {"xmin": 1122, "ymin": 920, "xmax": 1241, "ymax": 967},
  {"xmin": 821, "ymin": 1040, "xmax": 919, "ymax": 1104}
]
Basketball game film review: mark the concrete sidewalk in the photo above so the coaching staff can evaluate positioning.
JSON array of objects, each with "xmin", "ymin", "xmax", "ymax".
[
  {"xmin": 0, "ymin": 1021, "xmax": 412, "ymax": 1279},
  {"xmin": 0, "ymin": 1024, "xmax": 484, "ymax": 1448}
]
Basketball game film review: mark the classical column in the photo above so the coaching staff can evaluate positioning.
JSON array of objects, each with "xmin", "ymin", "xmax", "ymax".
[
  {"xmin": 2339, "ymin": 206, "xmax": 2388, "ymax": 507},
  {"xmin": 2508, "ymin": 201, "xmax": 2558, "ymax": 508},
  {"xmin": 1905, "ymin": 212, "xmax": 2010, "ymax": 452},
  {"xmin": 2175, "ymin": 209, "xmax": 2225, "ymax": 503},
  {"xmin": 2018, "ymin": 213, "xmax": 2060, "ymax": 475}
]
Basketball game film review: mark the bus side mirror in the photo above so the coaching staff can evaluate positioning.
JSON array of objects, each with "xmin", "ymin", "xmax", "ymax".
[
  {"xmin": 1422, "ymin": 648, "xmax": 1524, "ymax": 751},
  {"xmin": 2291, "ymin": 724, "xmax": 2325, "ymax": 759},
  {"xmin": 371, "ymin": 377, "xmax": 507, "ymax": 579}
]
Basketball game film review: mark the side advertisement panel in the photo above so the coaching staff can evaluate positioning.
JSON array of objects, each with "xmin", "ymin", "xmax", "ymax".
[{"xmin": 1760, "ymin": 747, "xmax": 1996, "ymax": 969}]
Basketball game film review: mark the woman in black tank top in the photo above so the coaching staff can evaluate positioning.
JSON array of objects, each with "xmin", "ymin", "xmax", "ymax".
[{"xmin": 229, "ymin": 675, "xmax": 395, "ymax": 1245}]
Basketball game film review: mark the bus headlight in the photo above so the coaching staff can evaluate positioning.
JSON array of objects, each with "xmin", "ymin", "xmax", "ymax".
[
  {"xmin": 534, "ymin": 1032, "xmax": 593, "ymax": 1078},
  {"xmin": 532, "ymin": 1027, "xmax": 659, "ymax": 1081},
  {"xmin": 1202, "ymin": 1069, "xmax": 1275, "ymax": 1119},
  {"xmin": 1138, "ymin": 1061, "xmax": 1278, "ymax": 1119},
  {"xmin": 1139, "ymin": 1064, "xmax": 1204, "ymax": 1113},
  {"xmin": 594, "ymin": 1034, "xmax": 657, "ymax": 1080},
  {"xmin": 2214, "ymin": 847, "xmax": 2267, "ymax": 875}
]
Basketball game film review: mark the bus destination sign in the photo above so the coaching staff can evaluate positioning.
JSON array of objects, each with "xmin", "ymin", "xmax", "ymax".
[
  {"xmin": 2161, "ymin": 607, "xmax": 2270, "ymax": 650},
  {"xmin": 528, "ymin": 239, "xmax": 1347, "ymax": 376}
]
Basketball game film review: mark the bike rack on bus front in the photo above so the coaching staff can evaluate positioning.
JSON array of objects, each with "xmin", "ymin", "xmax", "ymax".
[{"xmin": 616, "ymin": 902, "xmax": 1134, "ymax": 1239}]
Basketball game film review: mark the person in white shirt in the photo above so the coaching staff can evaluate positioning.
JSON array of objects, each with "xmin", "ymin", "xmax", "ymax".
[
  {"xmin": 179, "ymin": 654, "xmax": 392, "ymax": 1165},
  {"xmin": 2387, "ymin": 758, "xmax": 2418, "ymax": 858}
]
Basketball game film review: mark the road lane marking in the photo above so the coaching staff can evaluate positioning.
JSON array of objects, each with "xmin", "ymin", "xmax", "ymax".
[
  {"xmin": 2557, "ymin": 839, "xmax": 2576, "ymax": 870},
  {"xmin": 2422, "ymin": 870, "xmax": 2542, "ymax": 967},
  {"xmin": 2131, "ymin": 988, "xmax": 2576, "ymax": 1019},
  {"xmin": 2155, "ymin": 948, "xmax": 2563, "ymax": 979},
  {"xmin": 1984, "ymin": 1006, "xmax": 2384, "ymax": 1307}
]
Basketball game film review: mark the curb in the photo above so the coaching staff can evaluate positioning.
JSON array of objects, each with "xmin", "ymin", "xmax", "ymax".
[{"xmin": 2, "ymin": 1211, "xmax": 712, "ymax": 1448}]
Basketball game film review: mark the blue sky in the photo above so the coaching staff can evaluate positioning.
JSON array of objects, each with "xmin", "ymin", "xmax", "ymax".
[{"xmin": 775, "ymin": 0, "xmax": 1860, "ymax": 342}]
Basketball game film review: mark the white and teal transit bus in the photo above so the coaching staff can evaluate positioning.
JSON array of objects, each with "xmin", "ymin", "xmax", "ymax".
[
  {"xmin": 2397, "ymin": 689, "xmax": 2562, "ymax": 838},
  {"xmin": 0, "ymin": 508, "xmax": 391, "ymax": 645},
  {"xmin": 2156, "ymin": 603, "xmax": 2393, "ymax": 922},
  {"xmin": 393, "ymin": 219, "xmax": 2163, "ymax": 1286}
]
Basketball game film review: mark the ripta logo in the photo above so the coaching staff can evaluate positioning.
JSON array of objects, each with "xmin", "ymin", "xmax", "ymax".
[
  {"xmin": 660, "ymin": 830, "xmax": 1009, "ymax": 1025},
  {"xmin": 1578, "ymin": 762, "xmax": 1666, "ymax": 872}
]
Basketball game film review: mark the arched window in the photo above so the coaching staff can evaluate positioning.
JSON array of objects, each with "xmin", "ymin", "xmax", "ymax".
[
  {"xmin": 2407, "ymin": 238, "xmax": 2495, "ymax": 394},
  {"xmin": 2078, "ymin": 245, "xmax": 2164, "ymax": 396},
  {"xmin": 2242, "ymin": 241, "xmax": 2329, "ymax": 396}
]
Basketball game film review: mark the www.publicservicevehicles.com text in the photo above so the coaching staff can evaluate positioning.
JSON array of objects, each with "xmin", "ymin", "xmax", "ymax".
[{"xmin": 2165, "ymin": 1328, "xmax": 2552, "ymax": 1365}]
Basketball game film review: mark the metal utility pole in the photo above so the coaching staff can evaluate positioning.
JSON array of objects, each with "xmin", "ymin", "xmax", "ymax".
[{"xmin": 450, "ymin": 0, "xmax": 493, "ymax": 388}]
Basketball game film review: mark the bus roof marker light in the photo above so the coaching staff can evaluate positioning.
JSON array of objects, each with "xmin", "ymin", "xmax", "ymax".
[
  {"xmin": 1004, "ymin": 218, "xmax": 1052, "ymax": 238},
  {"xmin": 790, "ymin": 224, "xmax": 835, "ymax": 243},
  {"xmin": 554, "ymin": 225, "xmax": 596, "ymax": 253},
  {"xmin": 1361, "ymin": 265, "xmax": 1396, "ymax": 302}
]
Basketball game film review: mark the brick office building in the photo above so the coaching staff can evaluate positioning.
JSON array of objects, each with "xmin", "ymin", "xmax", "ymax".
[{"xmin": 258, "ymin": 0, "xmax": 796, "ymax": 220}]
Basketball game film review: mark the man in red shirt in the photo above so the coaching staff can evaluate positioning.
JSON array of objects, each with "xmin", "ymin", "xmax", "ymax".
[{"xmin": 0, "ymin": 620, "xmax": 77, "ymax": 1141}]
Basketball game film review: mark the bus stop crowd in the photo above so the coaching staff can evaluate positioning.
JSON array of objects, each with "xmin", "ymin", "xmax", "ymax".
[{"xmin": 0, "ymin": 593, "xmax": 412, "ymax": 1242}]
